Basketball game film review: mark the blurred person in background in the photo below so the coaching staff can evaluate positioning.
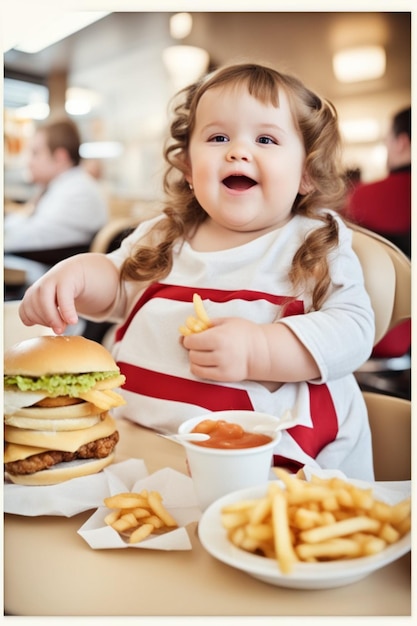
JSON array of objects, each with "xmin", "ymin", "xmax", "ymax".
[
  {"xmin": 344, "ymin": 106, "xmax": 411, "ymax": 258},
  {"xmin": 344, "ymin": 106, "xmax": 411, "ymax": 385},
  {"xmin": 4, "ymin": 118, "xmax": 108, "ymax": 266}
]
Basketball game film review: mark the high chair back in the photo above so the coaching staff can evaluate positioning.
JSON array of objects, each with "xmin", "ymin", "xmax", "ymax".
[
  {"xmin": 351, "ymin": 224, "xmax": 411, "ymax": 346},
  {"xmin": 351, "ymin": 224, "xmax": 411, "ymax": 398},
  {"xmin": 363, "ymin": 391, "xmax": 411, "ymax": 481}
]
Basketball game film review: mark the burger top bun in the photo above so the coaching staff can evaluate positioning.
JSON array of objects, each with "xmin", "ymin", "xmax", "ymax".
[{"xmin": 4, "ymin": 335, "xmax": 119, "ymax": 377}]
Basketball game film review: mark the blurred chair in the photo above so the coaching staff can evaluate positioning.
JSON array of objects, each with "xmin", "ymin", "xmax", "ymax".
[
  {"xmin": 82, "ymin": 218, "xmax": 139, "ymax": 344},
  {"xmin": 6, "ymin": 243, "xmax": 93, "ymax": 267},
  {"xmin": 348, "ymin": 226, "xmax": 411, "ymax": 479},
  {"xmin": 363, "ymin": 391, "xmax": 411, "ymax": 481},
  {"xmin": 351, "ymin": 225, "xmax": 411, "ymax": 399},
  {"xmin": 89, "ymin": 217, "xmax": 139, "ymax": 254}
]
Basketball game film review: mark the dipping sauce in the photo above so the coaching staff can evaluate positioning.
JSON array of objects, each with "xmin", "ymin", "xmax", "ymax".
[{"xmin": 191, "ymin": 419, "xmax": 272, "ymax": 449}]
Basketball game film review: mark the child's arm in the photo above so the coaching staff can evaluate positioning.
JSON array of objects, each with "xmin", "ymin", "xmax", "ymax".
[
  {"xmin": 19, "ymin": 253, "xmax": 120, "ymax": 335},
  {"xmin": 183, "ymin": 317, "xmax": 320, "ymax": 383}
]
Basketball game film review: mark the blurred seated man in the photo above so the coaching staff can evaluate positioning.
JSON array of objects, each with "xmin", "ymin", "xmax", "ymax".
[
  {"xmin": 344, "ymin": 106, "xmax": 411, "ymax": 258},
  {"xmin": 4, "ymin": 118, "xmax": 108, "ymax": 266},
  {"xmin": 344, "ymin": 107, "xmax": 411, "ymax": 385}
]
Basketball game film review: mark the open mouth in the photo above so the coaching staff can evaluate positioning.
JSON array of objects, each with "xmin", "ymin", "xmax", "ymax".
[{"xmin": 222, "ymin": 175, "xmax": 257, "ymax": 191}]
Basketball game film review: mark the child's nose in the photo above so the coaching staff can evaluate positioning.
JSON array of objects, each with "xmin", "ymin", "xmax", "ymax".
[{"xmin": 226, "ymin": 141, "xmax": 252, "ymax": 162}]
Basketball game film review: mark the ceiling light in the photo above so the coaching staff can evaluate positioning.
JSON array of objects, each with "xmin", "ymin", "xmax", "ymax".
[
  {"xmin": 163, "ymin": 45, "xmax": 210, "ymax": 91},
  {"xmin": 340, "ymin": 118, "xmax": 381, "ymax": 144},
  {"xmin": 12, "ymin": 12, "xmax": 110, "ymax": 54},
  {"xmin": 333, "ymin": 46, "xmax": 386, "ymax": 83},
  {"xmin": 170, "ymin": 13, "xmax": 193, "ymax": 40},
  {"xmin": 65, "ymin": 87, "xmax": 102, "ymax": 116},
  {"xmin": 79, "ymin": 142, "xmax": 123, "ymax": 160}
]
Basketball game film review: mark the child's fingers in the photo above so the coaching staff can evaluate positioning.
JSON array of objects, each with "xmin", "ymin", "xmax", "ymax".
[{"xmin": 55, "ymin": 285, "xmax": 79, "ymax": 327}]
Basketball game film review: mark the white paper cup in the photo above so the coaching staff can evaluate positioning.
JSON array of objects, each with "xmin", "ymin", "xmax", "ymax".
[{"xmin": 178, "ymin": 410, "xmax": 282, "ymax": 510}]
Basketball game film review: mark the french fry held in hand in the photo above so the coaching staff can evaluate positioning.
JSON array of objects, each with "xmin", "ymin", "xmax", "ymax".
[
  {"xmin": 179, "ymin": 293, "xmax": 212, "ymax": 336},
  {"xmin": 220, "ymin": 468, "xmax": 411, "ymax": 574},
  {"xmin": 103, "ymin": 489, "xmax": 178, "ymax": 544}
]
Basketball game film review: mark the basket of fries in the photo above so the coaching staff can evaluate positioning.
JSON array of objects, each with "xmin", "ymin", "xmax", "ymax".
[{"xmin": 77, "ymin": 462, "xmax": 202, "ymax": 550}]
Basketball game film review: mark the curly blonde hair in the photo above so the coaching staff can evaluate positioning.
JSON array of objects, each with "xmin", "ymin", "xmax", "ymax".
[{"xmin": 121, "ymin": 63, "xmax": 346, "ymax": 310}]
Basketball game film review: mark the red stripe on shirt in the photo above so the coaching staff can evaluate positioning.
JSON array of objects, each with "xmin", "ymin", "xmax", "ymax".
[
  {"xmin": 286, "ymin": 383, "xmax": 339, "ymax": 457},
  {"xmin": 118, "ymin": 362, "xmax": 254, "ymax": 412},
  {"xmin": 115, "ymin": 282, "xmax": 304, "ymax": 342},
  {"xmin": 118, "ymin": 364, "xmax": 338, "ymax": 460}
]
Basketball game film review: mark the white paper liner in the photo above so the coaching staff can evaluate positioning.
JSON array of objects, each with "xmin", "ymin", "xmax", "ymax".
[
  {"xmin": 3, "ymin": 458, "xmax": 147, "ymax": 517},
  {"xmin": 77, "ymin": 461, "xmax": 201, "ymax": 550}
]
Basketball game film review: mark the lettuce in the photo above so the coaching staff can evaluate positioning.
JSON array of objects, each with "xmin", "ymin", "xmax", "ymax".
[{"xmin": 3, "ymin": 371, "xmax": 120, "ymax": 397}]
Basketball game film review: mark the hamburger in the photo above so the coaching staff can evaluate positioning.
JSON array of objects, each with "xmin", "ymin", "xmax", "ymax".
[{"xmin": 4, "ymin": 335, "xmax": 125, "ymax": 486}]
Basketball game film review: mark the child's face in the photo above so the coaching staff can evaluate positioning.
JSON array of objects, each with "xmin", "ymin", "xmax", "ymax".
[{"xmin": 186, "ymin": 84, "xmax": 311, "ymax": 235}]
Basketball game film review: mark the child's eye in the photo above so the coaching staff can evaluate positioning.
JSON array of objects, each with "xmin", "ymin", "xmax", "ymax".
[
  {"xmin": 208, "ymin": 134, "xmax": 229, "ymax": 143},
  {"xmin": 257, "ymin": 135, "xmax": 277, "ymax": 145}
]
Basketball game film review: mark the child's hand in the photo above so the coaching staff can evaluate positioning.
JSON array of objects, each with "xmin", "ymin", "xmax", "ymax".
[
  {"xmin": 182, "ymin": 317, "xmax": 264, "ymax": 382},
  {"xmin": 19, "ymin": 259, "xmax": 83, "ymax": 335}
]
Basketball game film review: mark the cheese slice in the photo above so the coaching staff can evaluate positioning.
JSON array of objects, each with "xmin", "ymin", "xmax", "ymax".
[
  {"xmin": 4, "ymin": 442, "xmax": 50, "ymax": 463},
  {"xmin": 4, "ymin": 413, "xmax": 117, "ymax": 453}
]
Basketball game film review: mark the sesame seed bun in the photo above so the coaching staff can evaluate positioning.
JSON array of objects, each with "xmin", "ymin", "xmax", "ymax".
[{"xmin": 4, "ymin": 335, "xmax": 118, "ymax": 377}]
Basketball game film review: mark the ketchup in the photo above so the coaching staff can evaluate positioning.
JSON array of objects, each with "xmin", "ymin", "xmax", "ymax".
[{"xmin": 191, "ymin": 419, "xmax": 272, "ymax": 449}]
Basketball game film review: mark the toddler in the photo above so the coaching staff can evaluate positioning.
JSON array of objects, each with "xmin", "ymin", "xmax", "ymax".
[{"xmin": 19, "ymin": 63, "xmax": 375, "ymax": 480}]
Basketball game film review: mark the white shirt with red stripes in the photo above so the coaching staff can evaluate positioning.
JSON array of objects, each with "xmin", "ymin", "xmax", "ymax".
[{"xmin": 94, "ymin": 211, "xmax": 375, "ymax": 480}]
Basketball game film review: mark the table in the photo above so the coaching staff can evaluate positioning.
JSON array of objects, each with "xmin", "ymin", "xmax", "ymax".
[{"xmin": 4, "ymin": 418, "xmax": 412, "ymax": 617}]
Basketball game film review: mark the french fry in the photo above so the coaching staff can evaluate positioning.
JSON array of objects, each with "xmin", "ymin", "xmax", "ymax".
[
  {"xmin": 249, "ymin": 497, "xmax": 272, "ymax": 525},
  {"xmin": 298, "ymin": 516, "xmax": 381, "ymax": 544},
  {"xmin": 102, "ymin": 389, "xmax": 127, "ymax": 405},
  {"xmin": 148, "ymin": 491, "xmax": 178, "ymax": 527},
  {"xmin": 104, "ymin": 493, "xmax": 150, "ymax": 509},
  {"xmin": 220, "ymin": 471, "xmax": 411, "ymax": 574},
  {"xmin": 246, "ymin": 523, "xmax": 274, "ymax": 541},
  {"xmin": 103, "ymin": 489, "xmax": 178, "ymax": 543},
  {"xmin": 179, "ymin": 293, "xmax": 212, "ymax": 336},
  {"xmin": 129, "ymin": 523, "xmax": 155, "ymax": 544},
  {"xmin": 193, "ymin": 293, "xmax": 211, "ymax": 325},
  {"xmin": 79, "ymin": 388, "xmax": 126, "ymax": 411},
  {"xmin": 104, "ymin": 509, "xmax": 121, "ymax": 526},
  {"xmin": 221, "ymin": 511, "xmax": 249, "ymax": 529},
  {"xmin": 272, "ymin": 490, "xmax": 298, "ymax": 574},
  {"xmin": 296, "ymin": 538, "xmax": 362, "ymax": 560}
]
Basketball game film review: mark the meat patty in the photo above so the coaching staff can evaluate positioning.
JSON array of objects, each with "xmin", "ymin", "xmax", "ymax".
[{"xmin": 5, "ymin": 431, "xmax": 119, "ymax": 476}]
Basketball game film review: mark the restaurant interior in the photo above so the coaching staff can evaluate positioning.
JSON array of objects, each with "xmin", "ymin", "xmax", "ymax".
[
  {"xmin": 4, "ymin": 9, "xmax": 412, "ymax": 398},
  {"xmin": 4, "ymin": 10, "xmax": 412, "ymax": 199},
  {"xmin": 3, "ymin": 6, "xmax": 413, "ymax": 619}
]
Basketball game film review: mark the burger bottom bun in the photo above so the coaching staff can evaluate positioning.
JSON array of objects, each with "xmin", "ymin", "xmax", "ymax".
[{"xmin": 5, "ymin": 452, "xmax": 116, "ymax": 486}]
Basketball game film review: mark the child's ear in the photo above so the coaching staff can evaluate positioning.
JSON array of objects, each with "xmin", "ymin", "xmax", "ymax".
[
  {"xmin": 299, "ymin": 170, "xmax": 314, "ymax": 195},
  {"xmin": 183, "ymin": 158, "xmax": 193, "ymax": 186}
]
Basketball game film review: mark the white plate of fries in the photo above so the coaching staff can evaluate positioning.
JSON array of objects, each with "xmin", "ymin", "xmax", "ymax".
[{"xmin": 198, "ymin": 472, "xmax": 411, "ymax": 589}]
